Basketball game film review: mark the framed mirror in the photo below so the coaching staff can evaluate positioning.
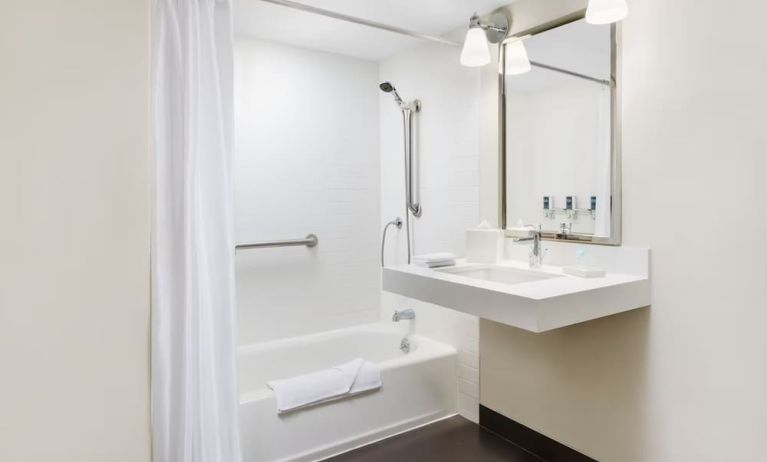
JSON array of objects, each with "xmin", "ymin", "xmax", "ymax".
[{"xmin": 500, "ymin": 16, "xmax": 621, "ymax": 245}]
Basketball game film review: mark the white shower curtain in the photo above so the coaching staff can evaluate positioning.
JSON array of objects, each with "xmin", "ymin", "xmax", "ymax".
[{"xmin": 151, "ymin": 1, "xmax": 241, "ymax": 461}]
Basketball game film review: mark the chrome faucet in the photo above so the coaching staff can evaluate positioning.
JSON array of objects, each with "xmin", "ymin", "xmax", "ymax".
[
  {"xmin": 392, "ymin": 309, "xmax": 416, "ymax": 322},
  {"xmin": 513, "ymin": 224, "xmax": 545, "ymax": 268}
]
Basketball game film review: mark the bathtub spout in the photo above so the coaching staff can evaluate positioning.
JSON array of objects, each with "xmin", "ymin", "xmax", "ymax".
[{"xmin": 392, "ymin": 309, "xmax": 416, "ymax": 322}]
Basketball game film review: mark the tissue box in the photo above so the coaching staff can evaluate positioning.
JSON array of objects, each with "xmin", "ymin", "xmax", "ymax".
[{"xmin": 466, "ymin": 228, "xmax": 503, "ymax": 263}]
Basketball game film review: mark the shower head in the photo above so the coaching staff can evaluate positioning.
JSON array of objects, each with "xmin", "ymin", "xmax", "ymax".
[{"xmin": 379, "ymin": 81, "xmax": 403, "ymax": 105}]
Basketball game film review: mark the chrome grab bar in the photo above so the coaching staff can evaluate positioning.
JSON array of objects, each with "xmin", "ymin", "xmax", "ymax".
[
  {"xmin": 402, "ymin": 102, "xmax": 422, "ymax": 217},
  {"xmin": 236, "ymin": 234, "xmax": 318, "ymax": 251}
]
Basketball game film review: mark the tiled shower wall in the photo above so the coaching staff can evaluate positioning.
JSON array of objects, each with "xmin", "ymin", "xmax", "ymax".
[
  {"xmin": 379, "ymin": 42, "xmax": 483, "ymax": 422},
  {"xmin": 234, "ymin": 37, "xmax": 484, "ymax": 421},
  {"xmin": 234, "ymin": 39, "xmax": 381, "ymax": 344}
]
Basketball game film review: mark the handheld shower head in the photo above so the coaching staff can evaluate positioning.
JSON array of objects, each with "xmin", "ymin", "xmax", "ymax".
[{"xmin": 379, "ymin": 81, "xmax": 403, "ymax": 105}]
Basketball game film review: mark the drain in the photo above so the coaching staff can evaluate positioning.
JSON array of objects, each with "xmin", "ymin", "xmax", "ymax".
[{"xmin": 400, "ymin": 337, "xmax": 411, "ymax": 354}]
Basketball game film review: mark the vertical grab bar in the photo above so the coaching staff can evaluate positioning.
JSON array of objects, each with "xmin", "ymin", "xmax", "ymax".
[{"xmin": 403, "ymin": 101, "xmax": 422, "ymax": 217}]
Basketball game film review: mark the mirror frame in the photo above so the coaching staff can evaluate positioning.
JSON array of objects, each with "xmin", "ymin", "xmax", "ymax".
[{"xmin": 498, "ymin": 13, "xmax": 622, "ymax": 245}]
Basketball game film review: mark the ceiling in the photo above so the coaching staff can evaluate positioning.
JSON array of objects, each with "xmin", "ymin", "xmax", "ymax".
[{"xmin": 233, "ymin": 0, "xmax": 515, "ymax": 61}]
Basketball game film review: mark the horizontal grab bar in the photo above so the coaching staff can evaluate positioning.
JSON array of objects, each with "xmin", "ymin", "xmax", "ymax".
[{"xmin": 236, "ymin": 234, "xmax": 318, "ymax": 251}]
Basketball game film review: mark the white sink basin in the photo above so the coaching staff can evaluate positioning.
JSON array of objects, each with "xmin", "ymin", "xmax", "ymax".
[
  {"xmin": 435, "ymin": 265, "xmax": 561, "ymax": 285},
  {"xmin": 383, "ymin": 248, "xmax": 650, "ymax": 332}
]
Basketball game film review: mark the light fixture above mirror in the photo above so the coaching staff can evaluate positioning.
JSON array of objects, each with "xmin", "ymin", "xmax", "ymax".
[
  {"xmin": 504, "ymin": 39, "xmax": 531, "ymax": 75},
  {"xmin": 459, "ymin": 12, "xmax": 508, "ymax": 67},
  {"xmin": 462, "ymin": 2, "xmax": 628, "ymax": 69},
  {"xmin": 460, "ymin": 26, "xmax": 492, "ymax": 66}
]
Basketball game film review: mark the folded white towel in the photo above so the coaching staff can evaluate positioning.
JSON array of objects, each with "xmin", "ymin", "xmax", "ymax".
[
  {"xmin": 507, "ymin": 226, "xmax": 534, "ymax": 238},
  {"xmin": 412, "ymin": 252, "xmax": 456, "ymax": 268},
  {"xmin": 267, "ymin": 358, "xmax": 382, "ymax": 414}
]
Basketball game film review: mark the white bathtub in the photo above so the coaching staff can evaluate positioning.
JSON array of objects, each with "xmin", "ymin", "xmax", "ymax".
[{"xmin": 238, "ymin": 323, "xmax": 457, "ymax": 462}]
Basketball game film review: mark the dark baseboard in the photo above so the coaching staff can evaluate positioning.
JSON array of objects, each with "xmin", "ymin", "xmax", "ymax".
[{"xmin": 479, "ymin": 405, "xmax": 598, "ymax": 462}]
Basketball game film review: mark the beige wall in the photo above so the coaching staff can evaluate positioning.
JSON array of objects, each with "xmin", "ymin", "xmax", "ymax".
[
  {"xmin": 481, "ymin": 0, "xmax": 767, "ymax": 461},
  {"xmin": 0, "ymin": 1, "xmax": 151, "ymax": 461}
]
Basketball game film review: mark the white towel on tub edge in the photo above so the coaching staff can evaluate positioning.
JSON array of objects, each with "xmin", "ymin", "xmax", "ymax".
[{"xmin": 266, "ymin": 358, "xmax": 382, "ymax": 414}]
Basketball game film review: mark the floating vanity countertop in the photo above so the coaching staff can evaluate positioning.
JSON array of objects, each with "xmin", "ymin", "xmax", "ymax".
[{"xmin": 382, "ymin": 247, "xmax": 650, "ymax": 332}]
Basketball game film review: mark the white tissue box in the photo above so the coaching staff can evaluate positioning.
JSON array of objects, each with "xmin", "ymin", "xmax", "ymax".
[{"xmin": 466, "ymin": 228, "xmax": 503, "ymax": 264}]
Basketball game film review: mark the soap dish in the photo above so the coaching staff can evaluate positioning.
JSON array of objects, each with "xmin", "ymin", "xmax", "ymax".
[{"xmin": 563, "ymin": 265, "xmax": 606, "ymax": 278}]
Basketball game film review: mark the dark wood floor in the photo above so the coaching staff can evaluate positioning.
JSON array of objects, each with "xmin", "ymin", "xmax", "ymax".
[{"xmin": 324, "ymin": 416, "xmax": 544, "ymax": 462}]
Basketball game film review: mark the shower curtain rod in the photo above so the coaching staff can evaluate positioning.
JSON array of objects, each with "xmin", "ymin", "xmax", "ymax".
[
  {"xmin": 256, "ymin": 0, "xmax": 612, "ymax": 87},
  {"xmin": 257, "ymin": 0, "xmax": 459, "ymax": 46},
  {"xmin": 529, "ymin": 60, "xmax": 613, "ymax": 87}
]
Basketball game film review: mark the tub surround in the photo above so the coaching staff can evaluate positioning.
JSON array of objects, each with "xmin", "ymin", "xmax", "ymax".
[
  {"xmin": 383, "ymin": 242, "xmax": 649, "ymax": 332},
  {"xmin": 239, "ymin": 324, "xmax": 457, "ymax": 462}
]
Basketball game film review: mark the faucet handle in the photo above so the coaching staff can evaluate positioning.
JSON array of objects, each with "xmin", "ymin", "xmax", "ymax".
[{"xmin": 392, "ymin": 309, "xmax": 416, "ymax": 322}]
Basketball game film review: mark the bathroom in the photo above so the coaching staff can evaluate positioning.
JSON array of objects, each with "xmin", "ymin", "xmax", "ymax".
[{"xmin": 2, "ymin": 0, "xmax": 766, "ymax": 462}]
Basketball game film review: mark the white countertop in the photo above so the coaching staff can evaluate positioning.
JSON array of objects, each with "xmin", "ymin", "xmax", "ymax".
[{"xmin": 382, "ymin": 247, "xmax": 651, "ymax": 332}]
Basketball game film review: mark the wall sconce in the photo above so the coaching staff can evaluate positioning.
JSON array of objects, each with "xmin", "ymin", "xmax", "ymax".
[
  {"xmin": 505, "ymin": 39, "xmax": 531, "ymax": 75},
  {"xmin": 459, "ymin": 12, "xmax": 508, "ymax": 67},
  {"xmin": 585, "ymin": 0, "xmax": 629, "ymax": 24},
  {"xmin": 464, "ymin": 2, "xmax": 627, "ymax": 70}
]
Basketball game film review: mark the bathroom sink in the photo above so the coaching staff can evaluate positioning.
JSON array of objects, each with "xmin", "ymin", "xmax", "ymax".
[
  {"xmin": 435, "ymin": 265, "xmax": 561, "ymax": 285},
  {"xmin": 383, "ymin": 248, "xmax": 650, "ymax": 332}
]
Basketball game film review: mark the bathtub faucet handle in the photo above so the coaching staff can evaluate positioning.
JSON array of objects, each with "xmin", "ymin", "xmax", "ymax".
[{"xmin": 392, "ymin": 309, "xmax": 416, "ymax": 322}]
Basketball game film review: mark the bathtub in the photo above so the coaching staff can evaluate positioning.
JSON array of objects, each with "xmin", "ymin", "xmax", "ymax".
[{"xmin": 239, "ymin": 323, "xmax": 457, "ymax": 462}]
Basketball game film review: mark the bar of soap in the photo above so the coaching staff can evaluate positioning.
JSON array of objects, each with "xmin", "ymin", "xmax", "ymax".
[{"xmin": 563, "ymin": 265, "xmax": 606, "ymax": 278}]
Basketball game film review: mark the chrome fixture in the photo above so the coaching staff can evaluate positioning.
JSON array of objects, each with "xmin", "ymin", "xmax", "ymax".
[
  {"xmin": 460, "ymin": 12, "xmax": 509, "ymax": 67},
  {"xmin": 392, "ymin": 309, "xmax": 416, "ymax": 322},
  {"xmin": 400, "ymin": 337, "xmax": 411, "ymax": 354},
  {"xmin": 380, "ymin": 81, "xmax": 421, "ymax": 264},
  {"xmin": 380, "ymin": 217, "xmax": 403, "ymax": 267},
  {"xmin": 380, "ymin": 81, "xmax": 421, "ymax": 219},
  {"xmin": 513, "ymin": 225, "xmax": 545, "ymax": 268},
  {"xmin": 460, "ymin": 12, "xmax": 532, "ymax": 74},
  {"xmin": 379, "ymin": 82, "xmax": 403, "ymax": 106},
  {"xmin": 236, "ymin": 234, "xmax": 318, "ymax": 251}
]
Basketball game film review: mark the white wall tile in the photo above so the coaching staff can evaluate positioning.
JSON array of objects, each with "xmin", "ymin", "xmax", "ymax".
[
  {"xmin": 379, "ymin": 42, "xmax": 482, "ymax": 422},
  {"xmin": 234, "ymin": 37, "xmax": 484, "ymax": 423},
  {"xmin": 234, "ymin": 40, "xmax": 381, "ymax": 344}
]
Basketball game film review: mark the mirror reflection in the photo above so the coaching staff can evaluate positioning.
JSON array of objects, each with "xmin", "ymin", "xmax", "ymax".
[{"xmin": 504, "ymin": 19, "xmax": 616, "ymax": 241}]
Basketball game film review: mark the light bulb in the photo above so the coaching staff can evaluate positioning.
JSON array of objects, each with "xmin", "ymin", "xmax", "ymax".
[
  {"xmin": 460, "ymin": 27, "xmax": 490, "ymax": 67},
  {"xmin": 585, "ymin": 0, "xmax": 628, "ymax": 25},
  {"xmin": 505, "ymin": 40, "xmax": 531, "ymax": 75}
]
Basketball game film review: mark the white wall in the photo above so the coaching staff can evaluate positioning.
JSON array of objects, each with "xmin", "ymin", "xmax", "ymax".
[
  {"xmin": 481, "ymin": 0, "xmax": 767, "ymax": 460},
  {"xmin": 0, "ymin": 1, "xmax": 151, "ymax": 461},
  {"xmin": 234, "ymin": 39, "xmax": 381, "ymax": 344},
  {"xmin": 379, "ymin": 42, "xmax": 483, "ymax": 421}
]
